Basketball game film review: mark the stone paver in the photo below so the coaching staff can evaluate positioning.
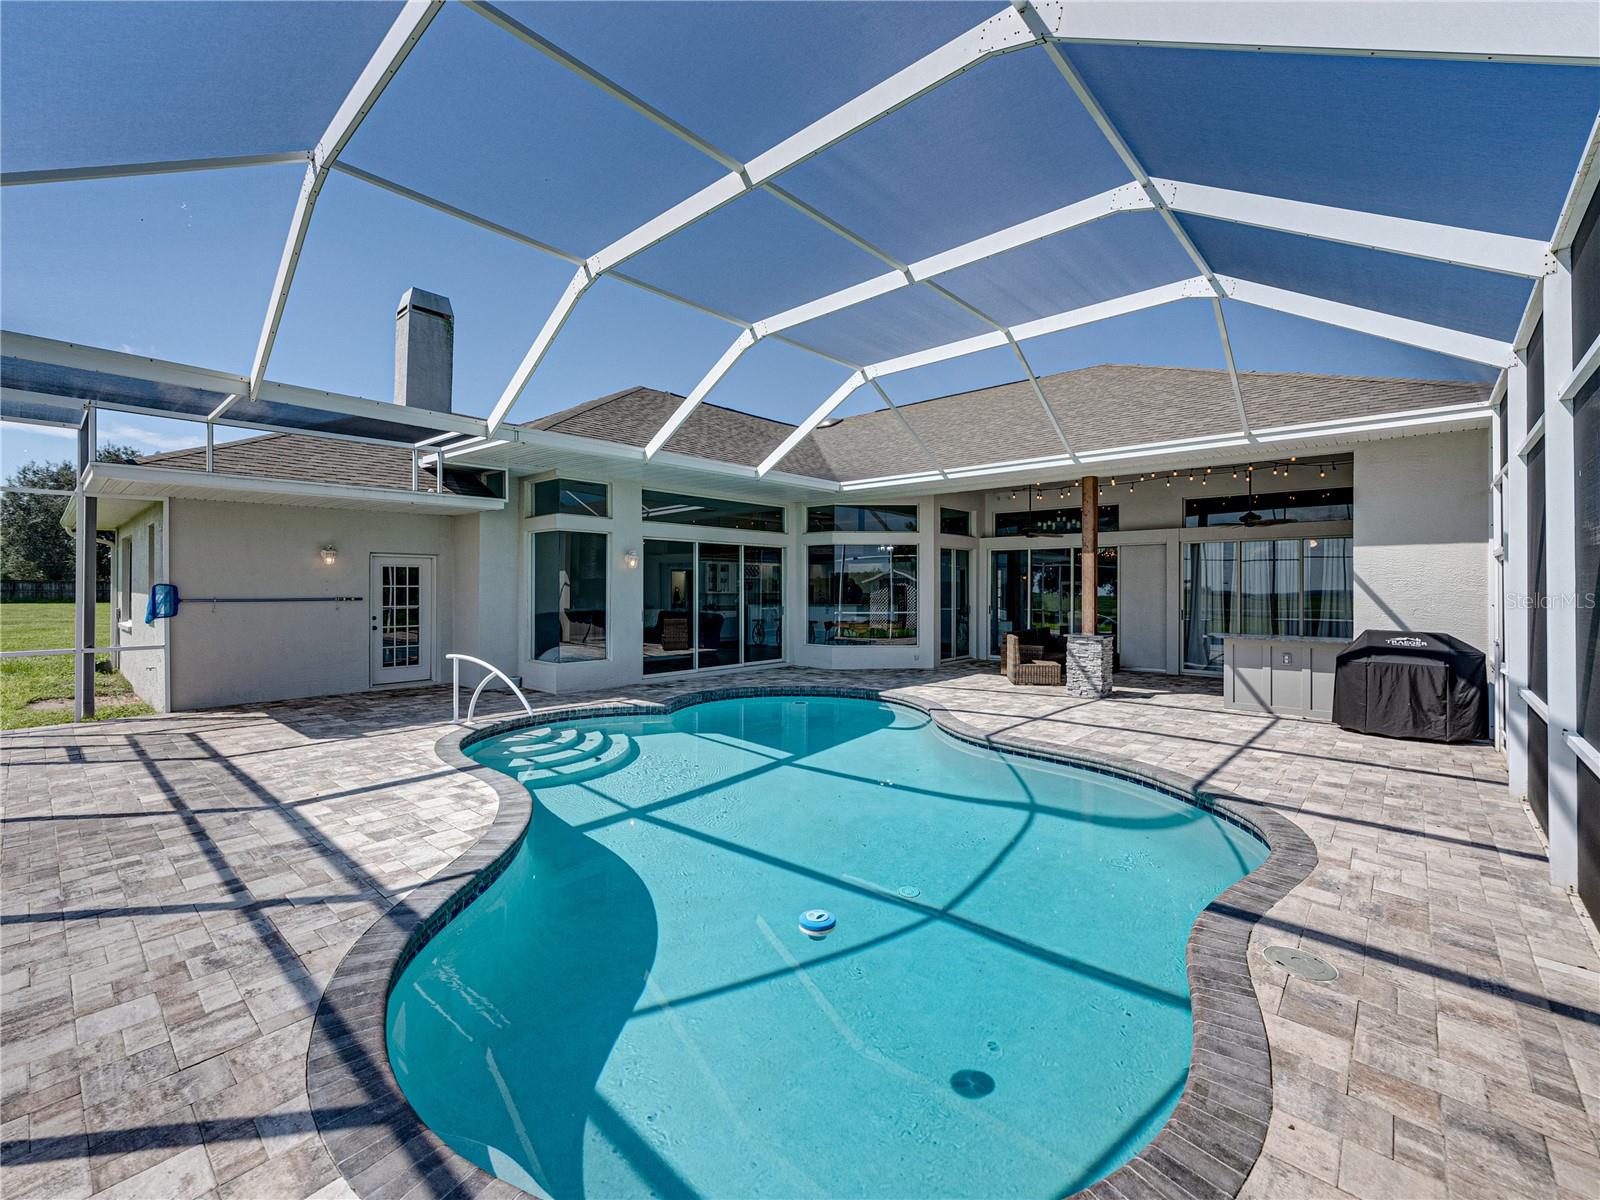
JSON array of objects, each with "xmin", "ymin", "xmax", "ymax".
[{"xmin": 2, "ymin": 666, "xmax": 1597, "ymax": 1200}]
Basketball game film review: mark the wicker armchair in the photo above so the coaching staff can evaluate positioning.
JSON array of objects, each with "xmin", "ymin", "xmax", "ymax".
[{"xmin": 1003, "ymin": 634, "xmax": 1061, "ymax": 687}]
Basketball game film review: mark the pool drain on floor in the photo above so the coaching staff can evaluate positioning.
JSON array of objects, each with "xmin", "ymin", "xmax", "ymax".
[
  {"xmin": 950, "ymin": 1069, "xmax": 995, "ymax": 1098},
  {"xmin": 1262, "ymin": 945, "xmax": 1338, "ymax": 982}
]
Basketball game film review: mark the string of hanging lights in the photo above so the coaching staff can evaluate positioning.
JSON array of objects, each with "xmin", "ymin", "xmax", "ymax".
[{"xmin": 995, "ymin": 458, "xmax": 1344, "ymax": 503}]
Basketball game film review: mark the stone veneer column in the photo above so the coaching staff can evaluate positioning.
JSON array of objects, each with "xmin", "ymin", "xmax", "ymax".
[{"xmin": 1064, "ymin": 634, "xmax": 1114, "ymax": 697}]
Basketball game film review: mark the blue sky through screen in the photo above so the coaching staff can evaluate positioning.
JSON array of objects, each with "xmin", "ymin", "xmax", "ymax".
[{"xmin": 3, "ymin": 1, "xmax": 1592, "ymax": 471}]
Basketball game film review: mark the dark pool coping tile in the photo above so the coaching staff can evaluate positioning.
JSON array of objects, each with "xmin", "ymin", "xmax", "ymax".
[{"xmin": 308, "ymin": 685, "xmax": 1318, "ymax": 1200}]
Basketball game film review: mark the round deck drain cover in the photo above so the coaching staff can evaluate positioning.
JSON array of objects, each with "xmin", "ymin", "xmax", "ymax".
[
  {"xmin": 1262, "ymin": 946, "xmax": 1338, "ymax": 982},
  {"xmin": 950, "ymin": 1069, "xmax": 995, "ymax": 1098}
]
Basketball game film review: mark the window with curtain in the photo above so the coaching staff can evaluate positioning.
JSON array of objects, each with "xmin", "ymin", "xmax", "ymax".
[
  {"xmin": 1182, "ymin": 537, "xmax": 1352, "ymax": 673},
  {"xmin": 807, "ymin": 545, "xmax": 918, "ymax": 644}
]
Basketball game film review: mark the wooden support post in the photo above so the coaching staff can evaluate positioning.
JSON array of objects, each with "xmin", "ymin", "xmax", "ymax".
[{"xmin": 1081, "ymin": 475, "xmax": 1098, "ymax": 635}]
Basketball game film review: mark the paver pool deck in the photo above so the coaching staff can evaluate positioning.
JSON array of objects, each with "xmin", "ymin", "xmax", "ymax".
[{"xmin": 2, "ymin": 666, "xmax": 1597, "ymax": 1200}]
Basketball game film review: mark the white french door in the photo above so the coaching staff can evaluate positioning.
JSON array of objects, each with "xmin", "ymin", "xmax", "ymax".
[{"xmin": 370, "ymin": 555, "xmax": 435, "ymax": 685}]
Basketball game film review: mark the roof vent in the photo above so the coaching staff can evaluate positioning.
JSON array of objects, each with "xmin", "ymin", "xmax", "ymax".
[{"xmin": 395, "ymin": 287, "xmax": 453, "ymax": 413}]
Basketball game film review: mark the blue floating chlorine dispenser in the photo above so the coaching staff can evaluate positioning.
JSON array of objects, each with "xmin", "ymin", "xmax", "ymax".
[{"xmin": 799, "ymin": 909, "xmax": 836, "ymax": 939}]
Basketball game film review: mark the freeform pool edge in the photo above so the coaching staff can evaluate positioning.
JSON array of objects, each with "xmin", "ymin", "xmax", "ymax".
[{"xmin": 305, "ymin": 686, "xmax": 1318, "ymax": 1200}]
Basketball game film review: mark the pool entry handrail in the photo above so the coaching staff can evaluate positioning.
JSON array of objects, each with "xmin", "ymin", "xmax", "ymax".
[{"xmin": 447, "ymin": 653, "xmax": 535, "ymax": 725}]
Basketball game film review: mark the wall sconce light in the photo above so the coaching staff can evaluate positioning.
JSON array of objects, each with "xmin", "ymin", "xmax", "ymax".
[
  {"xmin": 320, "ymin": 545, "xmax": 338, "ymax": 566},
  {"xmin": 622, "ymin": 548, "xmax": 640, "ymax": 570}
]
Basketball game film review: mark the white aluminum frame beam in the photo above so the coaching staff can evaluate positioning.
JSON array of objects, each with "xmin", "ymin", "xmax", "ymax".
[
  {"xmin": 651, "ymin": 185, "xmax": 1152, "ymax": 457},
  {"xmin": 644, "ymin": 328, "xmax": 758, "ymax": 457},
  {"xmin": 1019, "ymin": 20, "xmax": 1260, "ymax": 446},
  {"xmin": 757, "ymin": 183, "xmax": 1150, "ymax": 337},
  {"xmin": 1032, "ymin": 1, "xmax": 1600, "ymax": 65},
  {"xmin": 755, "ymin": 278, "xmax": 1206, "ymax": 476},
  {"xmin": 3, "ymin": 329, "xmax": 485, "ymax": 441},
  {"xmin": 485, "ymin": 2, "xmax": 1042, "ymax": 431},
  {"xmin": 1, "ymin": 152, "xmax": 308, "ymax": 188},
  {"xmin": 1220, "ymin": 277, "xmax": 1516, "ymax": 365},
  {"xmin": 245, "ymin": 0, "xmax": 443, "ymax": 404},
  {"xmin": 757, "ymin": 371, "xmax": 867, "ymax": 476},
  {"xmin": 1156, "ymin": 179, "xmax": 1552, "ymax": 277}
]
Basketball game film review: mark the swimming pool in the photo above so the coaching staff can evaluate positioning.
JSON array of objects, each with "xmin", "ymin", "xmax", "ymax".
[{"xmin": 387, "ymin": 696, "xmax": 1268, "ymax": 1199}]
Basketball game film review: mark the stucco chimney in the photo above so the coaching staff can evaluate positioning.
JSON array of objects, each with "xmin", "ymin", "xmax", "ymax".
[{"xmin": 395, "ymin": 287, "xmax": 454, "ymax": 412}]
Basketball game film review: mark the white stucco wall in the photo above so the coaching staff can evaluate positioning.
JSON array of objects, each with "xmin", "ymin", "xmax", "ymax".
[
  {"xmin": 1353, "ymin": 428, "xmax": 1491, "ymax": 651},
  {"xmin": 452, "ymin": 501, "xmax": 522, "ymax": 691},
  {"xmin": 166, "ymin": 500, "xmax": 460, "ymax": 710},
  {"xmin": 110, "ymin": 502, "xmax": 168, "ymax": 711}
]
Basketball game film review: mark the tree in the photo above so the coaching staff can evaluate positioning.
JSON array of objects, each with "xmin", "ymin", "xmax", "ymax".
[{"xmin": 1, "ymin": 445, "xmax": 143, "ymax": 582}]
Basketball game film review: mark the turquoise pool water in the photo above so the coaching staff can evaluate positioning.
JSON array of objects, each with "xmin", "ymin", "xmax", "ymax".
[{"xmin": 387, "ymin": 696, "xmax": 1266, "ymax": 1199}]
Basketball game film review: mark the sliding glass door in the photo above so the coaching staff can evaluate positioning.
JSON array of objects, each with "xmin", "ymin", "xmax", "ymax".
[
  {"xmin": 744, "ymin": 547, "xmax": 783, "ymax": 662},
  {"xmin": 1181, "ymin": 542, "xmax": 1236, "ymax": 673},
  {"xmin": 989, "ymin": 547, "xmax": 1118, "ymax": 655},
  {"xmin": 940, "ymin": 549, "xmax": 970, "ymax": 659},
  {"xmin": 643, "ymin": 539, "xmax": 783, "ymax": 674},
  {"xmin": 643, "ymin": 541, "xmax": 696, "ymax": 675}
]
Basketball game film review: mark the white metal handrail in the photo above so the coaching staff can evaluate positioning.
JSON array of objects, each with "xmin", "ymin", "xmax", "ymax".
[{"xmin": 447, "ymin": 653, "xmax": 535, "ymax": 725}]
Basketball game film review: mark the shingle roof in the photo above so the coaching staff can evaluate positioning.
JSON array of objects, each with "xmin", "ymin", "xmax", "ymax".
[
  {"xmin": 134, "ymin": 367, "xmax": 1489, "ymax": 491},
  {"xmin": 524, "ymin": 386, "xmax": 833, "ymax": 478},
  {"xmin": 136, "ymin": 433, "xmax": 500, "ymax": 497}
]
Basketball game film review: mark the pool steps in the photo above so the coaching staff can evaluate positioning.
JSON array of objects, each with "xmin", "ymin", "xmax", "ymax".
[{"xmin": 506, "ymin": 728, "xmax": 638, "ymax": 786}]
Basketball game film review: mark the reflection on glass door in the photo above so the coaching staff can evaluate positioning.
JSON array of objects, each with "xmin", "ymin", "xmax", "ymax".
[
  {"xmin": 644, "ymin": 540, "xmax": 783, "ymax": 674},
  {"xmin": 1029, "ymin": 549, "xmax": 1072, "ymax": 635},
  {"xmin": 991, "ymin": 550, "xmax": 1026, "ymax": 653},
  {"xmin": 643, "ymin": 540, "xmax": 695, "ymax": 675},
  {"xmin": 1183, "ymin": 542, "xmax": 1238, "ymax": 673},
  {"xmin": 744, "ymin": 547, "xmax": 783, "ymax": 662},
  {"xmin": 940, "ymin": 549, "xmax": 970, "ymax": 659},
  {"xmin": 698, "ymin": 543, "xmax": 741, "ymax": 668},
  {"xmin": 1072, "ymin": 547, "xmax": 1119, "ymax": 640}
]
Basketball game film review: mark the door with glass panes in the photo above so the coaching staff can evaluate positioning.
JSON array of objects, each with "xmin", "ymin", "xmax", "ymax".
[{"xmin": 370, "ymin": 555, "xmax": 434, "ymax": 684}]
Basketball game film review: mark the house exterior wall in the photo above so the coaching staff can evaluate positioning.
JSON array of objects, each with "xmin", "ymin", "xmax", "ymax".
[
  {"xmin": 164, "ymin": 499, "xmax": 460, "ymax": 710},
  {"xmin": 452, "ymin": 502, "xmax": 521, "ymax": 694},
  {"xmin": 110, "ymin": 501, "xmax": 168, "ymax": 711},
  {"xmin": 1353, "ymin": 428, "xmax": 1492, "ymax": 652},
  {"xmin": 142, "ymin": 426, "xmax": 1489, "ymax": 711}
]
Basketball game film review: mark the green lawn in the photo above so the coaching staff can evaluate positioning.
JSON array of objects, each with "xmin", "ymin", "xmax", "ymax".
[{"xmin": 0, "ymin": 601, "xmax": 155, "ymax": 729}]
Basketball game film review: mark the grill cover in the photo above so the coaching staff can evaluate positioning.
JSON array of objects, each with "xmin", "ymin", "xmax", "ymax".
[{"xmin": 1332, "ymin": 631, "xmax": 1488, "ymax": 743}]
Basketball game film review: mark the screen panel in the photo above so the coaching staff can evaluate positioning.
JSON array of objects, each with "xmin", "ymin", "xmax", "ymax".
[
  {"xmin": 340, "ymin": 3, "xmax": 725, "ymax": 257},
  {"xmin": 1066, "ymin": 44, "xmax": 1600, "ymax": 238},
  {"xmin": 1578, "ymin": 378, "xmax": 1600, "ymax": 743},
  {"xmin": 776, "ymin": 46, "xmax": 1133, "ymax": 262},
  {"xmin": 1, "ymin": 166, "xmax": 305, "ymax": 374},
  {"xmin": 623, "ymin": 189, "xmax": 888, "ymax": 322},
  {"xmin": 1184, "ymin": 215, "xmax": 1534, "ymax": 341},
  {"xmin": 783, "ymin": 286, "xmax": 993, "ymax": 367},
  {"xmin": 267, "ymin": 171, "xmax": 575, "ymax": 417},
  {"xmin": 1, "ymin": 1, "xmax": 402, "ymax": 173},
  {"xmin": 1220, "ymin": 302, "xmax": 1500, "ymax": 387},
  {"xmin": 932, "ymin": 211, "xmax": 1197, "ymax": 327},
  {"xmin": 491, "ymin": 2, "xmax": 1001, "ymax": 163}
]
